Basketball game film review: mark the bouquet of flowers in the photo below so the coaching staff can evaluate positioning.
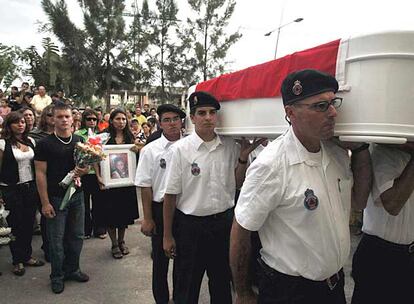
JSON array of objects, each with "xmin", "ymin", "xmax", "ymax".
[
  {"xmin": 0, "ymin": 204, "xmax": 14, "ymax": 247},
  {"xmin": 59, "ymin": 131, "xmax": 109, "ymax": 210}
]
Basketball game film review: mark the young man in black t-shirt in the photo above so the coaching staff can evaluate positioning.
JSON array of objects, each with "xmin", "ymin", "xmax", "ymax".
[{"xmin": 35, "ymin": 103, "xmax": 89, "ymax": 294}]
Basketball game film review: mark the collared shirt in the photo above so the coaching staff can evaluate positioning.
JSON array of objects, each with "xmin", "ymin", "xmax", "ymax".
[
  {"xmin": 164, "ymin": 132, "xmax": 240, "ymax": 216},
  {"xmin": 31, "ymin": 95, "xmax": 52, "ymax": 113},
  {"xmin": 235, "ymin": 128, "xmax": 352, "ymax": 281},
  {"xmin": 362, "ymin": 144, "xmax": 414, "ymax": 244},
  {"xmin": 135, "ymin": 134, "xmax": 178, "ymax": 202}
]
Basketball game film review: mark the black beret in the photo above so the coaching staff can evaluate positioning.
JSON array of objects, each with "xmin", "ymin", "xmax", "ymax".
[
  {"xmin": 281, "ymin": 69, "xmax": 338, "ymax": 106},
  {"xmin": 189, "ymin": 91, "xmax": 221, "ymax": 111},
  {"xmin": 157, "ymin": 103, "xmax": 186, "ymax": 119}
]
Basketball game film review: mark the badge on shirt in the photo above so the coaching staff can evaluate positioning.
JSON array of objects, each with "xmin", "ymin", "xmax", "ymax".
[
  {"xmin": 191, "ymin": 162, "xmax": 200, "ymax": 176},
  {"xmin": 304, "ymin": 189, "xmax": 319, "ymax": 210},
  {"xmin": 159, "ymin": 158, "xmax": 166, "ymax": 169}
]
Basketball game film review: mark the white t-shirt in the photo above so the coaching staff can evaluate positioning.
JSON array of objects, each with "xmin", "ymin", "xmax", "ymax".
[
  {"xmin": 164, "ymin": 132, "xmax": 240, "ymax": 216},
  {"xmin": 0, "ymin": 138, "xmax": 36, "ymax": 184},
  {"xmin": 362, "ymin": 144, "xmax": 414, "ymax": 245},
  {"xmin": 235, "ymin": 128, "xmax": 353, "ymax": 281},
  {"xmin": 135, "ymin": 134, "xmax": 179, "ymax": 202}
]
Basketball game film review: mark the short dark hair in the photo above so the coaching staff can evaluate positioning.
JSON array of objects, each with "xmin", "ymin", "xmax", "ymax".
[{"xmin": 52, "ymin": 102, "xmax": 72, "ymax": 115}]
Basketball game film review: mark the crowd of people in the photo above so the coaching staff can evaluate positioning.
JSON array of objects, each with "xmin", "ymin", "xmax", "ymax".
[
  {"xmin": 0, "ymin": 71, "xmax": 413, "ymax": 304},
  {"xmin": 0, "ymin": 84, "xmax": 172, "ymax": 291}
]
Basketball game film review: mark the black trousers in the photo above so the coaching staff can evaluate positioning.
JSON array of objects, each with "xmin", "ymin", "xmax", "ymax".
[
  {"xmin": 173, "ymin": 209, "xmax": 233, "ymax": 304},
  {"xmin": 2, "ymin": 182, "xmax": 38, "ymax": 265},
  {"xmin": 258, "ymin": 259, "xmax": 346, "ymax": 304},
  {"xmin": 352, "ymin": 233, "xmax": 414, "ymax": 304},
  {"xmin": 152, "ymin": 202, "xmax": 174, "ymax": 304},
  {"xmin": 81, "ymin": 174, "xmax": 106, "ymax": 236}
]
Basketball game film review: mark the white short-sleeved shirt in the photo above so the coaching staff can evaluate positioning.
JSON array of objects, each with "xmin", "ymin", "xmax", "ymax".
[
  {"xmin": 135, "ymin": 134, "xmax": 178, "ymax": 202},
  {"xmin": 235, "ymin": 128, "xmax": 353, "ymax": 281},
  {"xmin": 362, "ymin": 144, "xmax": 414, "ymax": 244},
  {"xmin": 164, "ymin": 132, "xmax": 240, "ymax": 216},
  {"xmin": 0, "ymin": 138, "xmax": 36, "ymax": 184}
]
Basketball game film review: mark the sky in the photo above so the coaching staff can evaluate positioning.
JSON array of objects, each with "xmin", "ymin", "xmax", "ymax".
[{"xmin": 1, "ymin": 0, "xmax": 414, "ymax": 84}]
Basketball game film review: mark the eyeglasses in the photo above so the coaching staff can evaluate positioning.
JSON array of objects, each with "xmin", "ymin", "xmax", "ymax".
[
  {"xmin": 294, "ymin": 97, "xmax": 343, "ymax": 112},
  {"xmin": 86, "ymin": 117, "xmax": 97, "ymax": 122},
  {"xmin": 161, "ymin": 116, "xmax": 181, "ymax": 123}
]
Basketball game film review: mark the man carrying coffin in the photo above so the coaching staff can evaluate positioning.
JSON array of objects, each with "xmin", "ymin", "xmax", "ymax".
[
  {"xmin": 351, "ymin": 143, "xmax": 414, "ymax": 304},
  {"xmin": 163, "ymin": 91, "xmax": 264, "ymax": 304},
  {"xmin": 230, "ymin": 69, "xmax": 372, "ymax": 304}
]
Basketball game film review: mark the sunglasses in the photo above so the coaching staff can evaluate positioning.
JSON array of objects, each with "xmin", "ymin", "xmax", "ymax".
[
  {"xmin": 86, "ymin": 117, "xmax": 97, "ymax": 122},
  {"xmin": 294, "ymin": 97, "xmax": 343, "ymax": 112}
]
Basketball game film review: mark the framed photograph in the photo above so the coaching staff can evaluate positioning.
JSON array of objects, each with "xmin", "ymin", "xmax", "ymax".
[{"xmin": 100, "ymin": 144, "xmax": 137, "ymax": 189}]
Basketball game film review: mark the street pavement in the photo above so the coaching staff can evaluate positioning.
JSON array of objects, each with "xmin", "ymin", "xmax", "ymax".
[{"xmin": 0, "ymin": 194, "xmax": 361, "ymax": 304}]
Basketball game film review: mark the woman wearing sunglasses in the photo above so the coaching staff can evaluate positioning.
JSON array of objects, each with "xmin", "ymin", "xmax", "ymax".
[{"xmin": 74, "ymin": 110, "xmax": 107, "ymax": 240}]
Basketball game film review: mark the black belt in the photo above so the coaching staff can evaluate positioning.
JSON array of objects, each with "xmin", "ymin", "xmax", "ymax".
[
  {"xmin": 364, "ymin": 233, "xmax": 414, "ymax": 255},
  {"xmin": 175, "ymin": 209, "xmax": 230, "ymax": 221},
  {"xmin": 258, "ymin": 258, "xmax": 343, "ymax": 291},
  {"xmin": 0, "ymin": 180, "xmax": 35, "ymax": 189}
]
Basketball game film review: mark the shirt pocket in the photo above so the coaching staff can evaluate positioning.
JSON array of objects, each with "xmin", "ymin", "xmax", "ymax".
[{"xmin": 336, "ymin": 175, "xmax": 352, "ymax": 215}]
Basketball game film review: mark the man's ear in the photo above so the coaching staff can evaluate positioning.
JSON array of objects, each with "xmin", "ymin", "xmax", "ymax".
[{"xmin": 284, "ymin": 105, "xmax": 295, "ymax": 124}]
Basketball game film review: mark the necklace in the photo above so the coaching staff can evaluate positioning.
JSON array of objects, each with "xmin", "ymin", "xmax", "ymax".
[{"xmin": 54, "ymin": 132, "xmax": 73, "ymax": 145}]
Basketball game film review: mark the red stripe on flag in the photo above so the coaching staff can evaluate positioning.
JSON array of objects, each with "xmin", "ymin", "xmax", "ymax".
[{"xmin": 195, "ymin": 39, "xmax": 340, "ymax": 101}]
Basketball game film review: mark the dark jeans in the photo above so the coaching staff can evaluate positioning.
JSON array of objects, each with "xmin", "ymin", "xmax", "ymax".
[
  {"xmin": 152, "ymin": 202, "xmax": 174, "ymax": 304},
  {"xmin": 352, "ymin": 233, "xmax": 414, "ymax": 304},
  {"xmin": 37, "ymin": 199, "xmax": 49, "ymax": 258},
  {"xmin": 173, "ymin": 209, "xmax": 232, "ymax": 304},
  {"xmin": 2, "ymin": 182, "xmax": 38, "ymax": 265},
  {"xmin": 258, "ymin": 260, "xmax": 346, "ymax": 304},
  {"xmin": 82, "ymin": 174, "xmax": 106, "ymax": 236},
  {"xmin": 47, "ymin": 191, "xmax": 84, "ymax": 282}
]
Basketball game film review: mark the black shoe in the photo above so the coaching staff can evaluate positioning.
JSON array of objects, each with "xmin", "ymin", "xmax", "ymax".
[
  {"xmin": 64, "ymin": 271, "xmax": 89, "ymax": 282},
  {"xmin": 51, "ymin": 280, "xmax": 64, "ymax": 294},
  {"xmin": 12, "ymin": 263, "xmax": 25, "ymax": 276}
]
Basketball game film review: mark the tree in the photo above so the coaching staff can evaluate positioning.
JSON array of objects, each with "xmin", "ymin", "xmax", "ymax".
[
  {"xmin": 146, "ymin": 0, "xmax": 182, "ymax": 103},
  {"xmin": 80, "ymin": 0, "xmax": 128, "ymax": 110},
  {"xmin": 125, "ymin": 0, "xmax": 153, "ymax": 90},
  {"xmin": 0, "ymin": 44, "xmax": 23, "ymax": 90},
  {"xmin": 185, "ymin": 0, "xmax": 241, "ymax": 81},
  {"xmin": 41, "ymin": 0, "xmax": 96, "ymax": 102},
  {"xmin": 22, "ymin": 38, "xmax": 63, "ymax": 90}
]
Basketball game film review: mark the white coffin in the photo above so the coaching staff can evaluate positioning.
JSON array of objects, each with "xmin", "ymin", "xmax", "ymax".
[{"xmin": 186, "ymin": 31, "xmax": 414, "ymax": 144}]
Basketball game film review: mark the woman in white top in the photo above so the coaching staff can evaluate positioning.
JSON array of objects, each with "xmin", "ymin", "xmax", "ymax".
[{"xmin": 0, "ymin": 111, "xmax": 45, "ymax": 276}]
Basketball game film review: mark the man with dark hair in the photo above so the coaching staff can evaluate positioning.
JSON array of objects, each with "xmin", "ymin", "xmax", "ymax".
[
  {"xmin": 142, "ymin": 103, "xmax": 151, "ymax": 118},
  {"xmin": 163, "ymin": 91, "xmax": 263, "ymax": 303},
  {"xmin": 136, "ymin": 104, "xmax": 186, "ymax": 304},
  {"xmin": 230, "ymin": 69, "xmax": 372, "ymax": 304},
  {"xmin": 35, "ymin": 103, "xmax": 89, "ymax": 294}
]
